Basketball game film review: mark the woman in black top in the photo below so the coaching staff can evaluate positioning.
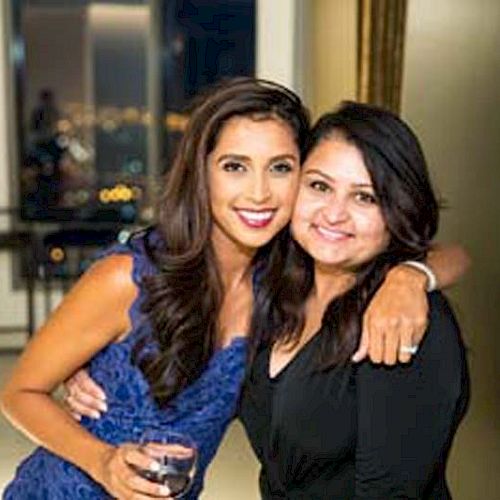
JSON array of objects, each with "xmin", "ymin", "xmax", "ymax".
[{"xmin": 240, "ymin": 102, "xmax": 469, "ymax": 499}]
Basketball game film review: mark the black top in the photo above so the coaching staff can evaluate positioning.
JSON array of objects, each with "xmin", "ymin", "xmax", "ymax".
[{"xmin": 239, "ymin": 292, "xmax": 470, "ymax": 499}]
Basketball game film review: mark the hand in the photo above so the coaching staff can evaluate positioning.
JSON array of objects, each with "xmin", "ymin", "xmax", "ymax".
[
  {"xmin": 352, "ymin": 265, "xmax": 429, "ymax": 365},
  {"xmin": 95, "ymin": 444, "xmax": 174, "ymax": 499},
  {"xmin": 64, "ymin": 369, "xmax": 107, "ymax": 420}
]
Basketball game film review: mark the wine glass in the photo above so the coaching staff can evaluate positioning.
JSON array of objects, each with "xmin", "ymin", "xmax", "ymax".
[{"xmin": 134, "ymin": 428, "xmax": 198, "ymax": 498}]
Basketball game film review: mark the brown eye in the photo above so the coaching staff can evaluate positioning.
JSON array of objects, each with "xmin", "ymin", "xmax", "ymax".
[
  {"xmin": 270, "ymin": 162, "xmax": 293, "ymax": 174},
  {"xmin": 355, "ymin": 191, "xmax": 377, "ymax": 205},
  {"xmin": 309, "ymin": 180, "xmax": 330, "ymax": 193},
  {"xmin": 222, "ymin": 161, "xmax": 246, "ymax": 172}
]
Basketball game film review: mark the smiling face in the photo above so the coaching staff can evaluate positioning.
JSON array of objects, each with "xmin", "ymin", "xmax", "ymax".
[
  {"xmin": 208, "ymin": 116, "xmax": 300, "ymax": 253},
  {"xmin": 291, "ymin": 135, "xmax": 389, "ymax": 272}
]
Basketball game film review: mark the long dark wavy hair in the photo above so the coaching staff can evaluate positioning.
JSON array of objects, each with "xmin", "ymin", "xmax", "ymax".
[
  {"xmin": 132, "ymin": 78, "xmax": 310, "ymax": 406},
  {"xmin": 249, "ymin": 101, "xmax": 439, "ymax": 369}
]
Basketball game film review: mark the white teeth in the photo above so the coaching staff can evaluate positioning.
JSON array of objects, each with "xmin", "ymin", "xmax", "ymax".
[
  {"xmin": 237, "ymin": 210, "xmax": 274, "ymax": 221},
  {"xmin": 316, "ymin": 226, "xmax": 350, "ymax": 240}
]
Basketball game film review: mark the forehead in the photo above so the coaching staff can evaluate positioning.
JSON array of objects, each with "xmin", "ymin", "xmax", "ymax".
[
  {"xmin": 304, "ymin": 137, "xmax": 370, "ymax": 182},
  {"xmin": 214, "ymin": 115, "xmax": 297, "ymax": 148}
]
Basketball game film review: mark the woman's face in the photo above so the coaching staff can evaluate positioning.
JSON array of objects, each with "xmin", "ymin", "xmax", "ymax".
[
  {"xmin": 208, "ymin": 116, "xmax": 300, "ymax": 253},
  {"xmin": 291, "ymin": 136, "xmax": 389, "ymax": 271}
]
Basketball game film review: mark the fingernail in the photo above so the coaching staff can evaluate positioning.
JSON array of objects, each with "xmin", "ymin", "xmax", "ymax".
[
  {"xmin": 90, "ymin": 410, "xmax": 100, "ymax": 419},
  {"xmin": 149, "ymin": 460, "xmax": 161, "ymax": 472},
  {"xmin": 158, "ymin": 485, "xmax": 171, "ymax": 496},
  {"xmin": 98, "ymin": 401, "xmax": 108, "ymax": 412}
]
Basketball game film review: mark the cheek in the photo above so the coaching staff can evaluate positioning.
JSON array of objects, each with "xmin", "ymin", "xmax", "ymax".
[
  {"xmin": 209, "ymin": 171, "xmax": 239, "ymax": 208},
  {"xmin": 290, "ymin": 191, "xmax": 314, "ymax": 236},
  {"xmin": 358, "ymin": 212, "xmax": 389, "ymax": 249},
  {"xmin": 277, "ymin": 176, "xmax": 301, "ymax": 215}
]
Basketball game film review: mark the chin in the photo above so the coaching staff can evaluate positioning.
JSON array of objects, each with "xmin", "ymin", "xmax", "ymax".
[{"xmin": 240, "ymin": 234, "xmax": 275, "ymax": 249}]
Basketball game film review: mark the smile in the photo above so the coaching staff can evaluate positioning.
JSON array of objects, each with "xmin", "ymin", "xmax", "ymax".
[
  {"xmin": 235, "ymin": 209, "xmax": 276, "ymax": 228},
  {"xmin": 314, "ymin": 225, "xmax": 353, "ymax": 242}
]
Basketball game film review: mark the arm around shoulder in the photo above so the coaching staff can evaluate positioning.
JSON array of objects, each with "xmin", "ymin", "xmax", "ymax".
[{"xmin": 425, "ymin": 243, "xmax": 471, "ymax": 289}]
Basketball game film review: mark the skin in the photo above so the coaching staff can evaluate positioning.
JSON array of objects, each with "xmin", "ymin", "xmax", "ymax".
[
  {"xmin": 208, "ymin": 117, "xmax": 301, "ymax": 346},
  {"xmin": 209, "ymin": 116, "xmax": 301, "ymax": 259},
  {"xmin": 292, "ymin": 137, "xmax": 389, "ymax": 271},
  {"xmin": 1, "ymin": 116, "xmax": 469, "ymax": 500}
]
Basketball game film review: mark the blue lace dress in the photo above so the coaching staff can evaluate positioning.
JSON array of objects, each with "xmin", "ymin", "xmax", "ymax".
[{"xmin": 4, "ymin": 233, "xmax": 248, "ymax": 499}]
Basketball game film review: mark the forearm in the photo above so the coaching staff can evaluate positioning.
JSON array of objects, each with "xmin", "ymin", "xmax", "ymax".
[
  {"xmin": 1, "ymin": 389, "xmax": 113, "ymax": 484},
  {"xmin": 424, "ymin": 243, "xmax": 470, "ymax": 289}
]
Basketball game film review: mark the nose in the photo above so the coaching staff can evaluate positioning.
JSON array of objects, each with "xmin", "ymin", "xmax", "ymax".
[
  {"xmin": 247, "ymin": 171, "xmax": 272, "ymax": 204},
  {"xmin": 321, "ymin": 196, "xmax": 349, "ymax": 224}
]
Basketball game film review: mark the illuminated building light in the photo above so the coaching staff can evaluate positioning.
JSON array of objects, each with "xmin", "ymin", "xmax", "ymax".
[
  {"xmin": 101, "ymin": 119, "xmax": 118, "ymax": 132},
  {"xmin": 141, "ymin": 206, "xmax": 155, "ymax": 222},
  {"xmin": 117, "ymin": 229, "xmax": 131, "ymax": 244},
  {"xmin": 57, "ymin": 119, "xmax": 72, "ymax": 133},
  {"xmin": 68, "ymin": 139, "xmax": 91, "ymax": 162},
  {"xmin": 108, "ymin": 189, "xmax": 120, "ymax": 203},
  {"xmin": 124, "ymin": 159, "xmax": 143, "ymax": 174},
  {"xmin": 49, "ymin": 247, "xmax": 65, "ymax": 263},
  {"xmin": 115, "ymin": 185, "xmax": 132, "ymax": 202},
  {"xmin": 122, "ymin": 189, "xmax": 133, "ymax": 202},
  {"xmin": 165, "ymin": 112, "xmax": 189, "ymax": 132},
  {"xmin": 123, "ymin": 107, "xmax": 140, "ymax": 123},
  {"xmin": 99, "ymin": 189, "xmax": 111, "ymax": 204}
]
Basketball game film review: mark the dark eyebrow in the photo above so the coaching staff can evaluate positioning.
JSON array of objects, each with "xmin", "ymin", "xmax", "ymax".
[
  {"xmin": 269, "ymin": 154, "xmax": 300, "ymax": 163},
  {"xmin": 216, "ymin": 153, "xmax": 299, "ymax": 163},
  {"xmin": 304, "ymin": 168, "xmax": 373, "ymax": 188},
  {"xmin": 216, "ymin": 154, "xmax": 250, "ymax": 163}
]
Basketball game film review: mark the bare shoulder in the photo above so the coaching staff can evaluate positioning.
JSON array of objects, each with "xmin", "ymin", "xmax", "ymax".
[
  {"xmin": 70, "ymin": 253, "xmax": 137, "ymax": 302},
  {"xmin": 47, "ymin": 253, "xmax": 138, "ymax": 341},
  {"xmin": 83, "ymin": 253, "xmax": 135, "ymax": 293}
]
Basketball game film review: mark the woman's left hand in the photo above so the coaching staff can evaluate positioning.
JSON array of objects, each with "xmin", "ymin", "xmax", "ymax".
[{"xmin": 352, "ymin": 265, "xmax": 429, "ymax": 365}]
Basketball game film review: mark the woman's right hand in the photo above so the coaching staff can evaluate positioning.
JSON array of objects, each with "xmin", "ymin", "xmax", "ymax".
[
  {"xmin": 96, "ymin": 444, "xmax": 172, "ymax": 499},
  {"xmin": 65, "ymin": 369, "xmax": 107, "ymax": 420}
]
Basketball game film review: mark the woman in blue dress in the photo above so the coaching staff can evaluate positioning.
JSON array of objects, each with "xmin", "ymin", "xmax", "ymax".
[{"xmin": 1, "ymin": 79, "xmax": 468, "ymax": 499}]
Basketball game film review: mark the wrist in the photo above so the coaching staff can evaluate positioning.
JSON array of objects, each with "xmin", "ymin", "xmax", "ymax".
[
  {"xmin": 85, "ymin": 442, "xmax": 116, "ymax": 486},
  {"xmin": 388, "ymin": 264, "xmax": 428, "ymax": 291},
  {"xmin": 400, "ymin": 260, "xmax": 438, "ymax": 291}
]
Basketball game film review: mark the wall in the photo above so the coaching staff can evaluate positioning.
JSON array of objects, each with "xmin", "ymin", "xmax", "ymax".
[
  {"xmin": 401, "ymin": 1, "xmax": 500, "ymax": 496},
  {"xmin": 309, "ymin": 0, "xmax": 357, "ymax": 118},
  {"xmin": 0, "ymin": 4, "xmax": 10, "ymax": 224}
]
